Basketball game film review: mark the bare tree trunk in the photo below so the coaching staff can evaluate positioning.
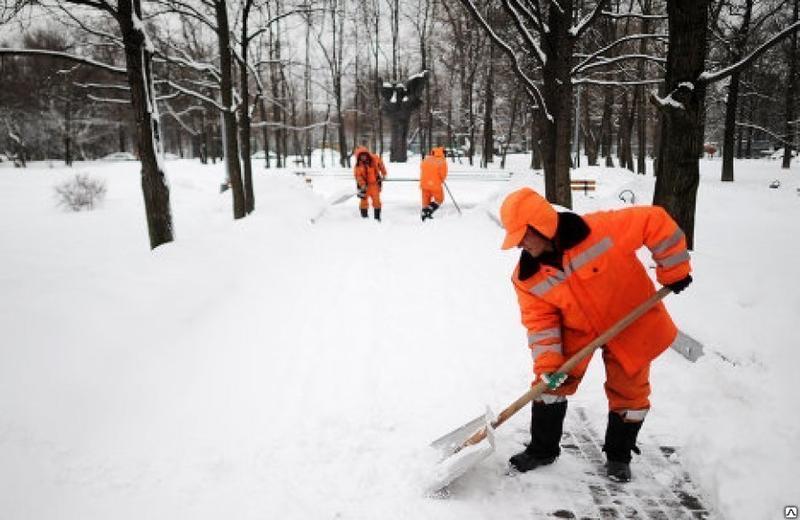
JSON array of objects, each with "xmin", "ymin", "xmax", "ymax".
[
  {"xmin": 654, "ymin": 0, "xmax": 709, "ymax": 250},
  {"xmin": 540, "ymin": 0, "xmax": 574, "ymax": 208},
  {"xmin": 118, "ymin": 0, "xmax": 173, "ymax": 247},
  {"xmin": 530, "ymin": 109, "xmax": 542, "ymax": 170},
  {"xmin": 240, "ymin": 0, "xmax": 255, "ymax": 213},
  {"xmin": 581, "ymin": 86, "xmax": 598, "ymax": 166},
  {"xmin": 722, "ymin": 0, "xmax": 753, "ymax": 181},
  {"xmin": 215, "ymin": 0, "xmax": 245, "ymax": 219},
  {"xmin": 721, "ymin": 69, "xmax": 741, "ymax": 182},
  {"xmin": 783, "ymin": 0, "xmax": 799, "ymax": 169},
  {"xmin": 64, "ymin": 99, "xmax": 72, "ymax": 166},
  {"xmin": 636, "ymin": 0, "xmax": 651, "ymax": 175},
  {"xmin": 501, "ymin": 91, "xmax": 520, "ymax": 169},
  {"xmin": 304, "ymin": 11, "xmax": 312, "ymax": 166},
  {"xmin": 259, "ymin": 98, "xmax": 271, "ymax": 168},
  {"xmin": 481, "ymin": 44, "xmax": 494, "ymax": 168}
]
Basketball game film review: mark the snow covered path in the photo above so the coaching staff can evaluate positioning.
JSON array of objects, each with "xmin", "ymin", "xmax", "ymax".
[{"xmin": 1, "ymin": 157, "xmax": 798, "ymax": 519}]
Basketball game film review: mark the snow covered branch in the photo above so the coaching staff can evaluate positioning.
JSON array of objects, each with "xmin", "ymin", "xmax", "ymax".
[
  {"xmin": 163, "ymin": 80, "xmax": 226, "ymax": 112},
  {"xmin": 0, "ymin": 48, "xmax": 127, "ymax": 75},
  {"xmin": 735, "ymin": 122, "xmax": 792, "ymax": 147},
  {"xmin": 250, "ymin": 119, "xmax": 336, "ymax": 131},
  {"xmin": 650, "ymin": 82, "xmax": 695, "ymax": 112},
  {"xmin": 600, "ymin": 11, "xmax": 667, "ymax": 21},
  {"xmin": 74, "ymin": 82, "xmax": 131, "ymax": 91},
  {"xmin": 574, "ymin": 53, "xmax": 666, "ymax": 74},
  {"xmin": 574, "ymin": 77, "xmax": 663, "ymax": 86},
  {"xmin": 571, "ymin": 33, "xmax": 667, "ymax": 75},
  {"xmin": 699, "ymin": 20, "xmax": 800, "ymax": 84},
  {"xmin": 501, "ymin": 0, "xmax": 547, "ymax": 65},
  {"xmin": 456, "ymin": 0, "xmax": 550, "ymax": 120},
  {"xmin": 570, "ymin": 0, "xmax": 609, "ymax": 38},
  {"xmin": 86, "ymin": 94, "xmax": 130, "ymax": 104}
]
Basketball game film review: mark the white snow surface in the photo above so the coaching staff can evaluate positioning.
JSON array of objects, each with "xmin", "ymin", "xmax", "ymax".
[{"xmin": 1, "ymin": 156, "xmax": 798, "ymax": 519}]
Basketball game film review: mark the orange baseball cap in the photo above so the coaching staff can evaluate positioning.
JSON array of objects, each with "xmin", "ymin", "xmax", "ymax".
[{"xmin": 499, "ymin": 187, "xmax": 558, "ymax": 249}]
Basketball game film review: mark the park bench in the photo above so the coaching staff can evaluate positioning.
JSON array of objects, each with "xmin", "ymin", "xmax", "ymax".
[{"xmin": 571, "ymin": 179, "xmax": 596, "ymax": 195}]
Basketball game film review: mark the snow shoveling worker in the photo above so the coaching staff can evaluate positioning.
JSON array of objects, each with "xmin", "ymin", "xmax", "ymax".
[
  {"xmin": 499, "ymin": 187, "xmax": 692, "ymax": 482},
  {"xmin": 353, "ymin": 145, "xmax": 387, "ymax": 221},
  {"xmin": 419, "ymin": 146, "xmax": 448, "ymax": 221}
]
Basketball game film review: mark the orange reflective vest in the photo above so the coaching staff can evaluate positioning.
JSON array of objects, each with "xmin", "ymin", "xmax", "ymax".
[{"xmin": 512, "ymin": 206, "xmax": 691, "ymax": 376}]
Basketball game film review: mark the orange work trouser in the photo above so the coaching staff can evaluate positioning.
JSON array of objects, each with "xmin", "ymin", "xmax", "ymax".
[
  {"xmin": 421, "ymin": 186, "xmax": 444, "ymax": 207},
  {"xmin": 542, "ymin": 346, "xmax": 651, "ymax": 412},
  {"xmin": 359, "ymin": 184, "xmax": 382, "ymax": 209}
]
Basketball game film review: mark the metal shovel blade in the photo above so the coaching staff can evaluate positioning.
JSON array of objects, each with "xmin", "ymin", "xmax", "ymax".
[
  {"xmin": 671, "ymin": 330, "xmax": 705, "ymax": 362},
  {"xmin": 426, "ymin": 409, "xmax": 496, "ymax": 492},
  {"xmin": 430, "ymin": 413, "xmax": 488, "ymax": 455},
  {"xmin": 329, "ymin": 190, "xmax": 357, "ymax": 205}
]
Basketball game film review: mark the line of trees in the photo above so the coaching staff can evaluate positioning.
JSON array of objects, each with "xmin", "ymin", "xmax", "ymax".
[{"xmin": 1, "ymin": 0, "xmax": 799, "ymax": 250}]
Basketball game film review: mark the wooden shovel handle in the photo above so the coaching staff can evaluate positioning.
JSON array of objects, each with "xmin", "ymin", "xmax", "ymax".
[{"xmin": 458, "ymin": 286, "xmax": 672, "ymax": 451}]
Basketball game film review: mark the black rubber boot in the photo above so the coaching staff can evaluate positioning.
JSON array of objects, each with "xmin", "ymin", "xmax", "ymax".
[
  {"xmin": 603, "ymin": 411, "xmax": 644, "ymax": 482},
  {"xmin": 374, "ymin": 208, "xmax": 381, "ymax": 221},
  {"xmin": 509, "ymin": 399, "xmax": 567, "ymax": 472},
  {"xmin": 360, "ymin": 208, "xmax": 368, "ymax": 218},
  {"xmin": 429, "ymin": 201, "xmax": 440, "ymax": 216},
  {"xmin": 421, "ymin": 208, "xmax": 431, "ymax": 221}
]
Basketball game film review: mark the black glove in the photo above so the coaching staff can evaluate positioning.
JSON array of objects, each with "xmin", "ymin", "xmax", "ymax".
[
  {"xmin": 667, "ymin": 275, "xmax": 692, "ymax": 294},
  {"xmin": 357, "ymin": 186, "xmax": 367, "ymax": 199}
]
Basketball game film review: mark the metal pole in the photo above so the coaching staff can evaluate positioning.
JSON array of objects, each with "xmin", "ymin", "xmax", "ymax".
[
  {"xmin": 443, "ymin": 181, "xmax": 462, "ymax": 215},
  {"xmin": 573, "ymin": 84, "xmax": 581, "ymax": 168}
]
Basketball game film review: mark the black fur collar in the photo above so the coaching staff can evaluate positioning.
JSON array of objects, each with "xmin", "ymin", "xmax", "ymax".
[{"xmin": 518, "ymin": 212, "xmax": 591, "ymax": 281}]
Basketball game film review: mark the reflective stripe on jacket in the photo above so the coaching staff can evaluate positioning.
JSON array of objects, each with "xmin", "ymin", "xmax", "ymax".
[{"xmin": 513, "ymin": 206, "xmax": 691, "ymax": 376}]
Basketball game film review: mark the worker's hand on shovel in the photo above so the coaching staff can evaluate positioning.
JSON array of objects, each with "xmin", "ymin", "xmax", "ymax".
[{"xmin": 534, "ymin": 351, "xmax": 568, "ymax": 390}]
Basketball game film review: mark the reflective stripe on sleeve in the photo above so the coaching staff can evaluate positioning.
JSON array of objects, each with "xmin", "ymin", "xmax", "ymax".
[
  {"xmin": 528, "ymin": 327, "xmax": 561, "ymax": 345},
  {"xmin": 530, "ymin": 343, "xmax": 563, "ymax": 360},
  {"xmin": 655, "ymin": 249, "xmax": 690, "ymax": 268},
  {"xmin": 651, "ymin": 228, "xmax": 684, "ymax": 256}
]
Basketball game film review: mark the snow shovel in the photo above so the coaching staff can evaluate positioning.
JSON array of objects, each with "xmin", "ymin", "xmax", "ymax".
[{"xmin": 428, "ymin": 285, "xmax": 673, "ymax": 491}]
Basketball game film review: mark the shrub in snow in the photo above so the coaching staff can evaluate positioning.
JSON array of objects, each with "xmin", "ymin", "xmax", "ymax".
[{"xmin": 55, "ymin": 174, "xmax": 107, "ymax": 211}]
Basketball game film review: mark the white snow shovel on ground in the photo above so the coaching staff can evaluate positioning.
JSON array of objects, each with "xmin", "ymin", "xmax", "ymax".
[{"xmin": 428, "ymin": 286, "xmax": 677, "ymax": 491}]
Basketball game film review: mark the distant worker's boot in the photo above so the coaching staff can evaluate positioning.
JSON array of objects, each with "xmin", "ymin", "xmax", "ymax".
[
  {"xmin": 374, "ymin": 208, "xmax": 382, "ymax": 221},
  {"xmin": 421, "ymin": 207, "xmax": 431, "ymax": 221},
  {"xmin": 603, "ymin": 410, "xmax": 646, "ymax": 483},
  {"xmin": 428, "ymin": 201, "xmax": 440, "ymax": 217},
  {"xmin": 360, "ymin": 208, "xmax": 369, "ymax": 218},
  {"xmin": 509, "ymin": 399, "xmax": 567, "ymax": 472}
]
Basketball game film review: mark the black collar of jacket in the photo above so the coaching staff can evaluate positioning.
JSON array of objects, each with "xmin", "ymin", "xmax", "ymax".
[{"xmin": 518, "ymin": 212, "xmax": 591, "ymax": 281}]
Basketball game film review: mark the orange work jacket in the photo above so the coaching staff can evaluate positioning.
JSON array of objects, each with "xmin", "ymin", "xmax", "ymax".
[
  {"xmin": 420, "ymin": 147, "xmax": 448, "ymax": 189},
  {"xmin": 353, "ymin": 146, "xmax": 387, "ymax": 187},
  {"xmin": 512, "ymin": 206, "xmax": 691, "ymax": 376}
]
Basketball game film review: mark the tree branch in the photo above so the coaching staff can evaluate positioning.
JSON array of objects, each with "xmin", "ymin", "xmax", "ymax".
[
  {"xmin": 699, "ymin": 20, "xmax": 800, "ymax": 84},
  {"xmin": 0, "ymin": 48, "xmax": 126, "ymax": 75}
]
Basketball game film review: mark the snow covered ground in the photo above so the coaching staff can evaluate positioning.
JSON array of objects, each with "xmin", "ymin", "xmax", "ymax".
[{"xmin": 0, "ymin": 154, "xmax": 798, "ymax": 519}]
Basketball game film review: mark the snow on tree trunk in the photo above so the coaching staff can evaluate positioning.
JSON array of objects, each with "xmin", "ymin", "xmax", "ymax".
[
  {"xmin": 653, "ymin": 0, "xmax": 710, "ymax": 250},
  {"xmin": 119, "ymin": 0, "xmax": 173, "ymax": 249},
  {"xmin": 215, "ymin": 0, "xmax": 245, "ymax": 219}
]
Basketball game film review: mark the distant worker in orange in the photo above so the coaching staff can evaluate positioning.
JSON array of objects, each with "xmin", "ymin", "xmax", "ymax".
[
  {"xmin": 353, "ymin": 145, "xmax": 387, "ymax": 221},
  {"xmin": 499, "ymin": 187, "xmax": 693, "ymax": 482},
  {"xmin": 419, "ymin": 146, "xmax": 448, "ymax": 221}
]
